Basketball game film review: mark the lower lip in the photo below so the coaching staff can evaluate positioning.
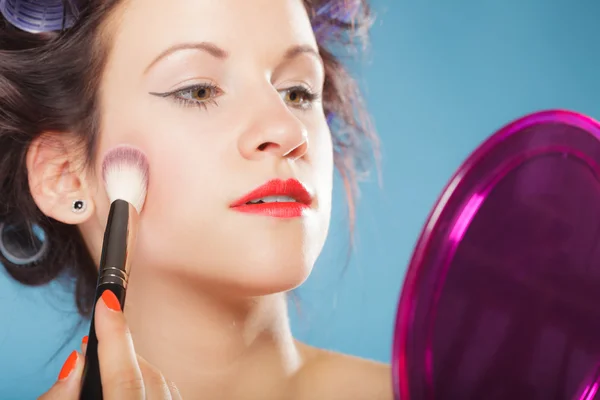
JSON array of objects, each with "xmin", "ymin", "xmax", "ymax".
[{"xmin": 231, "ymin": 202, "xmax": 309, "ymax": 218}]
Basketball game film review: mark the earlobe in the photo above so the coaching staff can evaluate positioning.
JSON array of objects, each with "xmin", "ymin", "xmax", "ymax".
[{"xmin": 26, "ymin": 133, "xmax": 95, "ymax": 225}]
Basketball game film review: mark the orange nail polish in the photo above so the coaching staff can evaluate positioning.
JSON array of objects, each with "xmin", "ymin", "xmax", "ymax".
[
  {"xmin": 58, "ymin": 351, "xmax": 78, "ymax": 381},
  {"xmin": 101, "ymin": 290, "xmax": 121, "ymax": 312},
  {"xmin": 82, "ymin": 336, "xmax": 88, "ymax": 345}
]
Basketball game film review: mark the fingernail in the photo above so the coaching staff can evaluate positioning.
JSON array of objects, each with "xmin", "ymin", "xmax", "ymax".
[
  {"xmin": 101, "ymin": 290, "xmax": 121, "ymax": 312},
  {"xmin": 82, "ymin": 336, "xmax": 88, "ymax": 345},
  {"xmin": 58, "ymin": 351, "xmax": 78, "ymax": 381}
]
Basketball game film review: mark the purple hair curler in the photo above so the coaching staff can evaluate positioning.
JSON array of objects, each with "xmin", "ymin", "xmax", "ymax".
[
  {"xmin": 392, "ymin": 110, "xmax": 600, "ymax": 399},
  {"xmin": 312, "ymin": 0, "xmax": 364, "ymax": 42},
  {"xmin": 0, "ymin": 0, "xmax": 81, "ymax": 33},
  {"xmin": 315, "ymin": 0, "xmax": 361, "ymax": 22}
]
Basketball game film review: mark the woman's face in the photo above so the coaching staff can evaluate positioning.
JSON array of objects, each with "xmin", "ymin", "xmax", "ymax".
[{"xmin": 87, "ymin": 0, "xmax": 333, "ymax": 295}]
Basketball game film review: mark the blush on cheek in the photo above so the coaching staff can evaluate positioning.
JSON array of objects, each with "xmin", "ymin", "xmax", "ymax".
[{"xmin": 136, "ymin": 155, "xmax": 196, "ymax": 242}]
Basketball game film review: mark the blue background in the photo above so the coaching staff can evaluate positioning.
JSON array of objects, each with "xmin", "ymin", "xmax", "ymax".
[{"xmin": 2, "ymin": 0, "xmax": 600, "ymax": 397}]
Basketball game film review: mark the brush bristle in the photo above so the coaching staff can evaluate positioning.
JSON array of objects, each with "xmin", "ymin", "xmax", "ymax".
[{"xmin": 101, "ymin": 146, "xmax": 149, "ymax": 213}]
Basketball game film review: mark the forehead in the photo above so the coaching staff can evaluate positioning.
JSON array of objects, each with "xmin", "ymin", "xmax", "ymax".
[{"xmin": 107, "ymin": 0, "xmax": 317, "ymax": 67}]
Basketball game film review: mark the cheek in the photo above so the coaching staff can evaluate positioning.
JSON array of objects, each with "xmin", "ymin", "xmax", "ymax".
[
  {"xmin": 132, "ymin": 145, "xmax": 224, "ymax": 270},
  {"xmin": 143, "ymin": 140, "xmax": 224, "ymax": 223},
  {"xmin": 135, "ymin": 118, "xmax": 239, "ymax": 260},
  {"xmin": 98, "ymin": 97, "xmax": 231, "ymax": 215},
  {"xmin": 312, "ymin": 123, "xmax": 334, "ymax": 202},
  {"xmin": 308, "ymin": 124, "xmax": 334, "ymax": 248}
]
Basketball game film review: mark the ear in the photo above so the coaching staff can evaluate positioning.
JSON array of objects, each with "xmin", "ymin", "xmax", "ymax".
[{"xmin": 26, "ymin": 133, "xmax": 96, "ymax": 225}]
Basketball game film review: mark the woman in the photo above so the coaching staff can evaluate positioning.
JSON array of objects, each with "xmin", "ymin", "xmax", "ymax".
[{"xmin": 0, "ymin": 0, "xmax": 390, "ymax": 398}]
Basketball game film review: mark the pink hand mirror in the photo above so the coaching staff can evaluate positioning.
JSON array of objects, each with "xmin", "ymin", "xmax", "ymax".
[{"xmin": 392, "ymin": 110, "xmax": 600, "ymax": 399}]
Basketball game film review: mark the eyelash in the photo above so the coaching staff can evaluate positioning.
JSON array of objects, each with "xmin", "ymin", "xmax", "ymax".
[
  {"xmin": 150, "ymin": 83, "xmax": 220, "ymax": 111},
  {"xmin": 151, "ymin": 83, "xmax": 321, "ymax": 111},
  {"xmin": 282, "ymin": 85, "xmax": 321, "ymax": 110}
]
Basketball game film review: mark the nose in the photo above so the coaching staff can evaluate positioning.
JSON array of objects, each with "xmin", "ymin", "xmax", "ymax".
[{"xmin": 238, "ymin": 104, "xmax": 309, "ymax": 162}]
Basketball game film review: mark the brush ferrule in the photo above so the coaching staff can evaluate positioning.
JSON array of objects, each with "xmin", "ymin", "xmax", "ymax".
[{"xmin": 97, "ymin": 199, "xmax": 139, "ymax": 288}]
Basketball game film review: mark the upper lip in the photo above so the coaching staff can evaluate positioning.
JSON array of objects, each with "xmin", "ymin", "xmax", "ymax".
[{"xmin": 230, "ymin": 178, "xmax": 313, "ymax": 207}]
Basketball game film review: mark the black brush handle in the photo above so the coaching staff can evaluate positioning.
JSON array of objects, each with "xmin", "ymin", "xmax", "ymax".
[
  {"xmin": 80, "ymin": 283, "xmax": 126, "ymax": 400},
  {"xmin": 79, "ymin": 200, "xmax": 135, "ymax": 400}
]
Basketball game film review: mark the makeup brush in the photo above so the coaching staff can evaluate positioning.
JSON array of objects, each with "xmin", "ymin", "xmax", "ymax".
[{"xmin": 80, "ymin": 146, "xmax": 150, "ymax": 400}]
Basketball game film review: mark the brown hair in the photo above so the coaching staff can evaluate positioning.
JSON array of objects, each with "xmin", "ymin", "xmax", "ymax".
[{"xmin": 0, "ymin": 0, "xmax": 377, "ymax": 317}]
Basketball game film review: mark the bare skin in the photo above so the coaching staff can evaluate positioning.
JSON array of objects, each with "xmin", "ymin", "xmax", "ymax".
[
  {"xmin": 29, "ymin": 0, "xmax": 392, "ymax": 398},
  {"xmin": 39, "ymin": 299, "xmax": 392, "ymax": 399}
]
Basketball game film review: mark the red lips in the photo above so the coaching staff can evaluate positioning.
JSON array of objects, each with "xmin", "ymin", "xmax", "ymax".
[{"xmin": 230, "ymin": 178, "xmax": 312, "ymax": 218}]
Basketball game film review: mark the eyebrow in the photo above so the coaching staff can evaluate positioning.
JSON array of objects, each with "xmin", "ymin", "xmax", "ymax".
[
  {"xmin": 145, "ymin": 42, "xmax": 228, "ymax": 74},
  {"xmin": 145, "ymin": 42, "xmax": 322, "ymax": 74},
  {"xmin": 283, "ymin": 44, "xmax": 323, "ymax": 66}
]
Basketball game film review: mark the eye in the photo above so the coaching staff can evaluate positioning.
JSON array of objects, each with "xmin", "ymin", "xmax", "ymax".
[
  {"xmin": 175, "ymin": 84, "xmax": 221, "ymax": 106},
  {"xmin": 189, "ymin": 86, "xmax": 214, "ymax": 102},
  {"xmin": 281, "ymin": 86, "xmax": 320, "ymax": 110},
  {"xmin": 149, "ymin": 83, "xmax": 222, "ymax": 110},
  {"xmin": 285, "ymin": 89, "xmax": 305, "ymax": 104}
]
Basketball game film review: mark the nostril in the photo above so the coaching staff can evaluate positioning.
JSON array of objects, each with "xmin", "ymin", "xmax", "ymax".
[{"xmin": 257, "ymin": 142, "xmax": 278, "ymax": 151}]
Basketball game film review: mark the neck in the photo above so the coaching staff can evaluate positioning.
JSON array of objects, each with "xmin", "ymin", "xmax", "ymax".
[{"xmin": 123, "ymin": 269, "xmax": 302, "ymax": 398}]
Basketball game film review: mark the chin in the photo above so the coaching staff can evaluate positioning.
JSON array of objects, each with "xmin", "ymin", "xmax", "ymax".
[
  {"xmin": 241, "ymin": 262, "xmax": 313, "ymax": 296},
  {"xmin": 215, "ymin": 250, "xmax": 316, "ymax": 297}
]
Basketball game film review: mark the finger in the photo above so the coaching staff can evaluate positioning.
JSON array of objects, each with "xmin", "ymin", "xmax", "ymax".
[
  {"xmin": 38, "ymin": 351, "xmax": 84, "ymax": 400},
  {"xmin": 136, "ymin": 354, "xmax": 173, "ymax": 399},
  {"xmin": 81, "ymin": 336, "xmax": 88, "ymax": 356},
  {"xmin": 95, "ymin": 289, "xmax": 145, "ymax": 399},
  {"xmin": 135, "ymin": 354, "xmax": 182, "ymax": 400},
  {"xmin": 166, "ymin": 380, "xmax": 183, "ymax": 400}
]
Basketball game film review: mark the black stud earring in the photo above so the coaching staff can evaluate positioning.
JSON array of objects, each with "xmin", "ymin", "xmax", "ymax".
[{"xmin": 72, "ymin": 200, "xmax": 87, "ymax": 214}]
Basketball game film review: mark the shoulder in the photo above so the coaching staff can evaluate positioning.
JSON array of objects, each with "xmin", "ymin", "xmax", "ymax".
[{"xmin": 287, "ymin": 342, "xmax": 394, "ymax": 400}]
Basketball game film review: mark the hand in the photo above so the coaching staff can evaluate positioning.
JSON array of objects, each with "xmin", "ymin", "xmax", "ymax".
[{"xmin": 39, "ymin": 290, "xmax": 181, "ymax": 399}]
